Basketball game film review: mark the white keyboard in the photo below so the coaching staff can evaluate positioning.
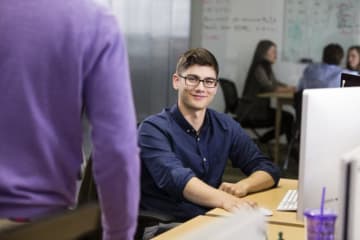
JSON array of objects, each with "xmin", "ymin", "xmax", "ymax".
[{"xmin": 277, "ymin": 189, "xmax": 298, "ymax": 211}]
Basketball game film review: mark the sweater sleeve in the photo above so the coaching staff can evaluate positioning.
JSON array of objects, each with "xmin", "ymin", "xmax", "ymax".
[
  {"xmin": 83, "ymin": 14, "xmax": 140, "ymax": 240},
  {"xmin": 254, "ymin": 66, "xmax": 277, "ymax": 92},
  {"xmin": 274, "ymin": 78, "xmax": 287, "ymax": 87}
]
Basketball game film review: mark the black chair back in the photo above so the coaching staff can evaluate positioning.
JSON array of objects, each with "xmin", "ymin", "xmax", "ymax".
[{"xmin": 219, "ymin": 78, "xmax": 239, "ymax": 113}]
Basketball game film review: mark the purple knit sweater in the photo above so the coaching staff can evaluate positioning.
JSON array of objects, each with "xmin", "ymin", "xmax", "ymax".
[{"xmin": 0, "ymin": 1, "xmax": 140, "ymax": 239}]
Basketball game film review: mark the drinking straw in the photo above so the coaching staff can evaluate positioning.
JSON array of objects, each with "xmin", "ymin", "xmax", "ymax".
[{"xmin": 320, "ymin": 187, "xmax": 326, "ymax": 215}]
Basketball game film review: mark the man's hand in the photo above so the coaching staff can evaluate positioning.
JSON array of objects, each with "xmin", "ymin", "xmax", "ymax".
[
  {"xmin": 183, "ymin": 177, "xmax": 258, "ymax": 211},
  {"xmin": 220, "ymin": 171, "xmax": 275, "ymax": 198},
  {"xmin": 220, "ymin": 193, "xmax": 257, "ymax": 212},
  {"xmin": 219, "ymin": 182, "xmax": 249, "ymax": 198}
]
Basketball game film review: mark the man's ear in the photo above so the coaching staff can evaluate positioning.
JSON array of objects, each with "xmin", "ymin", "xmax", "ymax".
[{"xmin": 172, "ymin": 73, "xmax": 180, "ymax": 90}]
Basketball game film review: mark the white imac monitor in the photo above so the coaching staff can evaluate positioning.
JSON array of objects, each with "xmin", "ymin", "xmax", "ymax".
[
  {"xmin": 341, "ymin": 145, "xmax": 360, "ymax": 240},
  {"xmin": 297, "ymin": 87, "xmax": 360, "ymax": 237}
]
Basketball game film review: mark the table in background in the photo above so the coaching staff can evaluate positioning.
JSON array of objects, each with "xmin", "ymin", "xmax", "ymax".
[{"xmin": 257, "ymin": 92, "xmax": 294, "ymax": 165}]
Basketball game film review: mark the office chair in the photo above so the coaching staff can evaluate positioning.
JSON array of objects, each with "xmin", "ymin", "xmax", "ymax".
[
  {"xmin": 0, "ymin": 203, "xmax": 100, "ymax": 240},
  {"xmin": 219, "ymin": 78, "xmax": 274, "ymax": 154},
  {"xmin": 135, "ymin": 209, "xmax": 176, "ymax": 240}
]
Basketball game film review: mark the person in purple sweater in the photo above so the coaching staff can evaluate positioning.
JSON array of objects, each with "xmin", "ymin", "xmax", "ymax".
[{"xmin": 0, "ymin": 1, "xmax": 140, "ymax": 240}]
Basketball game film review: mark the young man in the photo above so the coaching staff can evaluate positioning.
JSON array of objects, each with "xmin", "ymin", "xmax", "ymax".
[
  {"xmin": 138, "ymin": 48, "xmax": 280, "ymax": 223},
  {"xmin": 0, "ymin": 1, "xmax": 139, "ymax": 240}
]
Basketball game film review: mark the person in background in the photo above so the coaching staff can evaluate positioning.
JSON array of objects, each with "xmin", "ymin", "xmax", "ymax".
[
  {"xmin": 297, "ymin": 43, "xmax": 345, "ymax": 90},
  {"xmin": 0, "ymin": 1, "xmax": 139, "ymax": 240},
  {"xmin": 138, "ymin": 48, "xmax": 280, "ymax": 238},
  {"xmin": 346, "ymin": 45, "xmax": 360, "ymax": 73},
  {"xmin": 242, "ymin": 40, "xmax": 295, "ymax": 143}
]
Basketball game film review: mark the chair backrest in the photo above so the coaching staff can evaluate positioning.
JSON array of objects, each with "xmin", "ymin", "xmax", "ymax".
[
  {"xmin": 77, "ymin": 157, "xmax": 102, "ymax": 240},
  {"xmin": 294, "ymin": 90, "xmax": 303, "ymax": 129},
  {"xmin": 0, "ymin": 203, "xmax": 100, "ymax": 240},
  {"xmin": 219, "ymin": 78, "xmax": 239, "ymax": 113},
  {"xmin": 78, "ymin": 158, "xmax": 98, "ymax": 205}
]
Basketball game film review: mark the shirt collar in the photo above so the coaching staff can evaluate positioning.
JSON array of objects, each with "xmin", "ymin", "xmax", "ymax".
[{"xmin": 169, "ymin": 104, "xmax": 210, "ymax": 135}]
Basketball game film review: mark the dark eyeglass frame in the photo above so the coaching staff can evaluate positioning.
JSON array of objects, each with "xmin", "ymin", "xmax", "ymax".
[{"xmin": 178, "ymin": 74, "xmax": 218, "ymax": 88}]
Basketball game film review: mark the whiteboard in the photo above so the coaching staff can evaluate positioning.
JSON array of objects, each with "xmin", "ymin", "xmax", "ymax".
[
  {"xmin": 199, "ymin": 0, "xmax": 285, "ymax": 94},
  {"xmin": 283, "ymin": 0, "xmax": 360, "ymax": 62}
]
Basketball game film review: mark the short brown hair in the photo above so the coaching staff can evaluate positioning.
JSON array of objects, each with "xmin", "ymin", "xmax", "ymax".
[
  {"xmin": 322, "ymin": 43, "xmax": 344, "ymax": 65},
  {"xmin": 176, "ymin": 48, "xmax": 219, "ymax": 77}
]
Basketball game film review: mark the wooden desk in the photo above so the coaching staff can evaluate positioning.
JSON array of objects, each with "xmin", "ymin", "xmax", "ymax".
[
  {"xmin": 257, "ymin": 92, "xmax": 294, "ymax": 165},
  {"xmin": 154, "ymin": 179, "xmax": 305, "ymax": 239},
  {"xmin": 268, "ymin": 223, "xmax": 304, "ymax": 240},
  {"xmin": 153, "ymin": 216, "xmax": 305, "ymax": 240},
  {"xmin": 152, "ymin": 216, "xmax": 216, "ymax": 240},
  {"xmin": 207, "ymin": 178, "xmax": 303, "ymax": 227}
]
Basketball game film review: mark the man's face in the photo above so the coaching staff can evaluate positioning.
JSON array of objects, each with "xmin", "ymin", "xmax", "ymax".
[{"xmin": 173, "ymin": 64, "xmax": 218, "ymax": 112}]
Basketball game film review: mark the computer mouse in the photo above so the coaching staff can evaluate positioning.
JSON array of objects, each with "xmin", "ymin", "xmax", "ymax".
[{"xmin": 258, "ymin": 207, "xmax": 273, "ymax": 216}]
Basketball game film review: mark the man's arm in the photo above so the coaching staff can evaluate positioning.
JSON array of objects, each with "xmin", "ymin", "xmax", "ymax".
[
  {"xmin": 221, "ymin": 121, "xmax": 280, "ymax": 198},
  {"xmin": 219, "ymin": 171, "xmax": 274, "ymax": 197},
  {"xmin": 183, "ymin": 177, "xmax": 257, "ymax": 212}
]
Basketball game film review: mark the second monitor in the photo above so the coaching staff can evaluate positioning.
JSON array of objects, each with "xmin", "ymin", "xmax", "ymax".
[{"xmin": 297, "ymin": 87, "xmax": 360, "ymax": 238}]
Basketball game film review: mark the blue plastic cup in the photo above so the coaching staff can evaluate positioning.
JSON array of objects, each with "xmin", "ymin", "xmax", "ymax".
[{"xmin": 304, "ymin": 209, "xmax": 337, "ymax": 240}]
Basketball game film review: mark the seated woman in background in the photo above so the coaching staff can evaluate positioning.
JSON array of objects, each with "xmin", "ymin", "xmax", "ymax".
[
  {"xmin": 346, "ymin": 46, "xmax": 360, "ymax": 73},
  {"xmin": 242, "ymin": 39, "xmax": 295, "ymax": 143}
]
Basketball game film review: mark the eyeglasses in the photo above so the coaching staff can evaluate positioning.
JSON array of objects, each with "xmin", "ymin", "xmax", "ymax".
[{"xmin": 178, "ymin": 74, "xmax": 218, "ymax": 88}]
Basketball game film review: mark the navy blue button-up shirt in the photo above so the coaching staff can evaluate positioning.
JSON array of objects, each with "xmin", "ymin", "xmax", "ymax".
[{"xmin": 138, "ymin": 104, "xmax": 280, "ymax": 221}]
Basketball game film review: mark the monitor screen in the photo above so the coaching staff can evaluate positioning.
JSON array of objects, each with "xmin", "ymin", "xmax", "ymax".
[
  {"xmin": 340, "ymin": 73, "xmax": 360, "ymax": 87},
  {"xmin": 297, "ymin": 87, "xmax": 360, "ymax": 239}
]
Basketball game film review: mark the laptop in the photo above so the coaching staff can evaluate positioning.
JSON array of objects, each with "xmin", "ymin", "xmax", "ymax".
[{"xmin": 340, "ymin": 73, "xmax": 360, "ymax": 87}]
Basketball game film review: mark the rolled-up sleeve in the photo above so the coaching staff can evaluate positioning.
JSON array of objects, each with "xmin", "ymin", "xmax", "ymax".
[
  {"xmin": 139, "ymin": 120, "xmax": 196, "ymax": 200},
  {"xmin": 229, "ymin": 123, "xmax": 280, "ymax": 186}
]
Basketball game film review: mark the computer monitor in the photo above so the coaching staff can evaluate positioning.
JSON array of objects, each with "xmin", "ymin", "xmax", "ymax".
[
  {"xmin": 340, "ymin": 73, "xmax": 360, "ymax": 87},
  {"xmin": 341, "ymin": 145, "xmax": 360, "ymax": 240},
  {"xmin": 297, "ymin": 87, "xmax": 360, "ymax": 238}
]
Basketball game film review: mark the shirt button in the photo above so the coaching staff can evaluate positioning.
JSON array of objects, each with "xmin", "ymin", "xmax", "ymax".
[
  {"xmin": 186, "ymin": 129, "xmax": 190, "ymax": 133},
  {"xmin": 203, "ymin": 157, "xmax": 207, "ymax": 162},
  {"xmin": 197, "ymin": 137, "xmax": 200, "ymax": 141}
]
